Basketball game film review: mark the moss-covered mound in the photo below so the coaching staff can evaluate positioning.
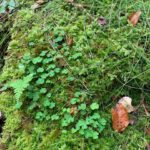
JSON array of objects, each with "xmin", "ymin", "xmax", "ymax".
[{"xmin": 0, "ymin": 0, "xmax": 149, "ymax": 149}]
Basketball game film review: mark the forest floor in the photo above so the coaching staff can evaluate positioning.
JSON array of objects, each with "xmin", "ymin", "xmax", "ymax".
[{"xmin": 0, "ymin": 0, "xmax": 150, "ymax": 150}]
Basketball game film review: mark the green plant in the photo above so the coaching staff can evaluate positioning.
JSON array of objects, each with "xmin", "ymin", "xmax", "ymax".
[
  {"xmin": 9, "ymin": 74, "xmax": 33, "ymax": 108},
  {"xmin": 1, "ymin": 0, "xmax": 149, "ymax": 149},
  {"xmin": 14, "ymin": 48, "xmax": 106, "ymax": 139},
  {"xmin": 61, "ymin": 103, "xmax": 106, "ymax": 139}
]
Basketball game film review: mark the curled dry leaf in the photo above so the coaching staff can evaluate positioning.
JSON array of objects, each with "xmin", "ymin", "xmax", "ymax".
[
  {"xmin": 128, "ymin": 11, "xmax": 142, "ymax": 26},
  {"xmin": 118, "ymin": 96, "xmax": 135, "ymax": 113},
  {"xmin": 112, "ymin": 103, "xmax": 129, "ymax": 132}
]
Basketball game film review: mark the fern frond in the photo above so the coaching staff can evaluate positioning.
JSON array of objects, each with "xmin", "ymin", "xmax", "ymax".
[{"xmin": 9, "ymin": 74, "xmax": 33, "ymax": 101}]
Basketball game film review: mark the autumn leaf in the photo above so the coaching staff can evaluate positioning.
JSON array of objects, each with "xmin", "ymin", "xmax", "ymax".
[
  {"xmin": 66, "ymin": 37, "xmax": 73, "ymax": 47},
  {"xmin": 112, "ymin": 103, "xmax": 129, "ymax": 132},
  {"xmin": 128, "ymin": 11, "xmax": 142, "ymax": 26},
  {"xmin": 118, "ymin": 96, "xmax": 135, "ymax": 113}
]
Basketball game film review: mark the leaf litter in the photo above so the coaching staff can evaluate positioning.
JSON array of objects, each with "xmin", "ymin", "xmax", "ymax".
[{"xmin": 112, "ymin": 96, "xmax": 135, "ymax": 132}]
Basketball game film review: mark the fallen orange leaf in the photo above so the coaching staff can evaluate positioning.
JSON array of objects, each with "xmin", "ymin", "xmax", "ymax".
[
  {"xmin": 112, "ymin": 103, "xmax": 129, "ymax": 132},
  {"xmin": 128, "ymin": 11, "xmax": 141, "ymax": 26}
]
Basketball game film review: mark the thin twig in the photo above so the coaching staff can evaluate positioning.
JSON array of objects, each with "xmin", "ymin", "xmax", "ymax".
[{"xmin": 142, "ymin": 102, "xmax": 150, "ymax": 116}]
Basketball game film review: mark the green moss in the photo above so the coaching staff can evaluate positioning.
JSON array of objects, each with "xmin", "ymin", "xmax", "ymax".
[{"xmin": 0, "ymin": 0, "xmax": 149, "ymax": 149}]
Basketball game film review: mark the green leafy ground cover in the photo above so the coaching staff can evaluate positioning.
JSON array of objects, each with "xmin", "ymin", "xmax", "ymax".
[{"xmin": 0, "ymin": 0, "xmax": 149, "ymax": 149}]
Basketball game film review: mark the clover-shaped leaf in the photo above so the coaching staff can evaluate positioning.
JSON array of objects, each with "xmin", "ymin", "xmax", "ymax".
[
  {"xmin": 90, "ymin": 103, "xmax": 99, "ymax": 110},
  {"xmin": 32, "ymin": 57, "xmax": 42, "ymax": 64},
  {"xmin": 51, "ymin": 114, "xmax": 59, "ymax": 120},
  {"xmin": 70, "ymin": 98, "xmax": 79, "ymax": 104},
  {"xmin": 36, "ymin": 78, "xmax": 44, "ymax": 85},
  {"xmin": 37, "ymin": 67, "xmax": 44, "ymax": 73},
  {"xmin": 78, "ymin": 103, "xmax": 86, "ymax": 110},
  {"xmin": 40, "ymin": 88, "xmax": 47, "ymax": 94}
]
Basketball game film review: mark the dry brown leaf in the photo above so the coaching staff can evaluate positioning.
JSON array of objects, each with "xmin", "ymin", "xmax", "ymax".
[
  {"xmin": 66, "ymin": 37, "xmax": 73, "ymax": 47},
  {"xmin": 112, "ymin": 103, "xmax": 129, "ymax": 132},
  {"xmin": 70, "ymin": 106, "xmax": 77, "ymax": 115},
  {"xmin": 128, "ymin": 11, "xmax": 142, "ymax": 26},
  {"xmin": 118, "ymin": 96, "xmax": 135, "ymax": 113}
]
